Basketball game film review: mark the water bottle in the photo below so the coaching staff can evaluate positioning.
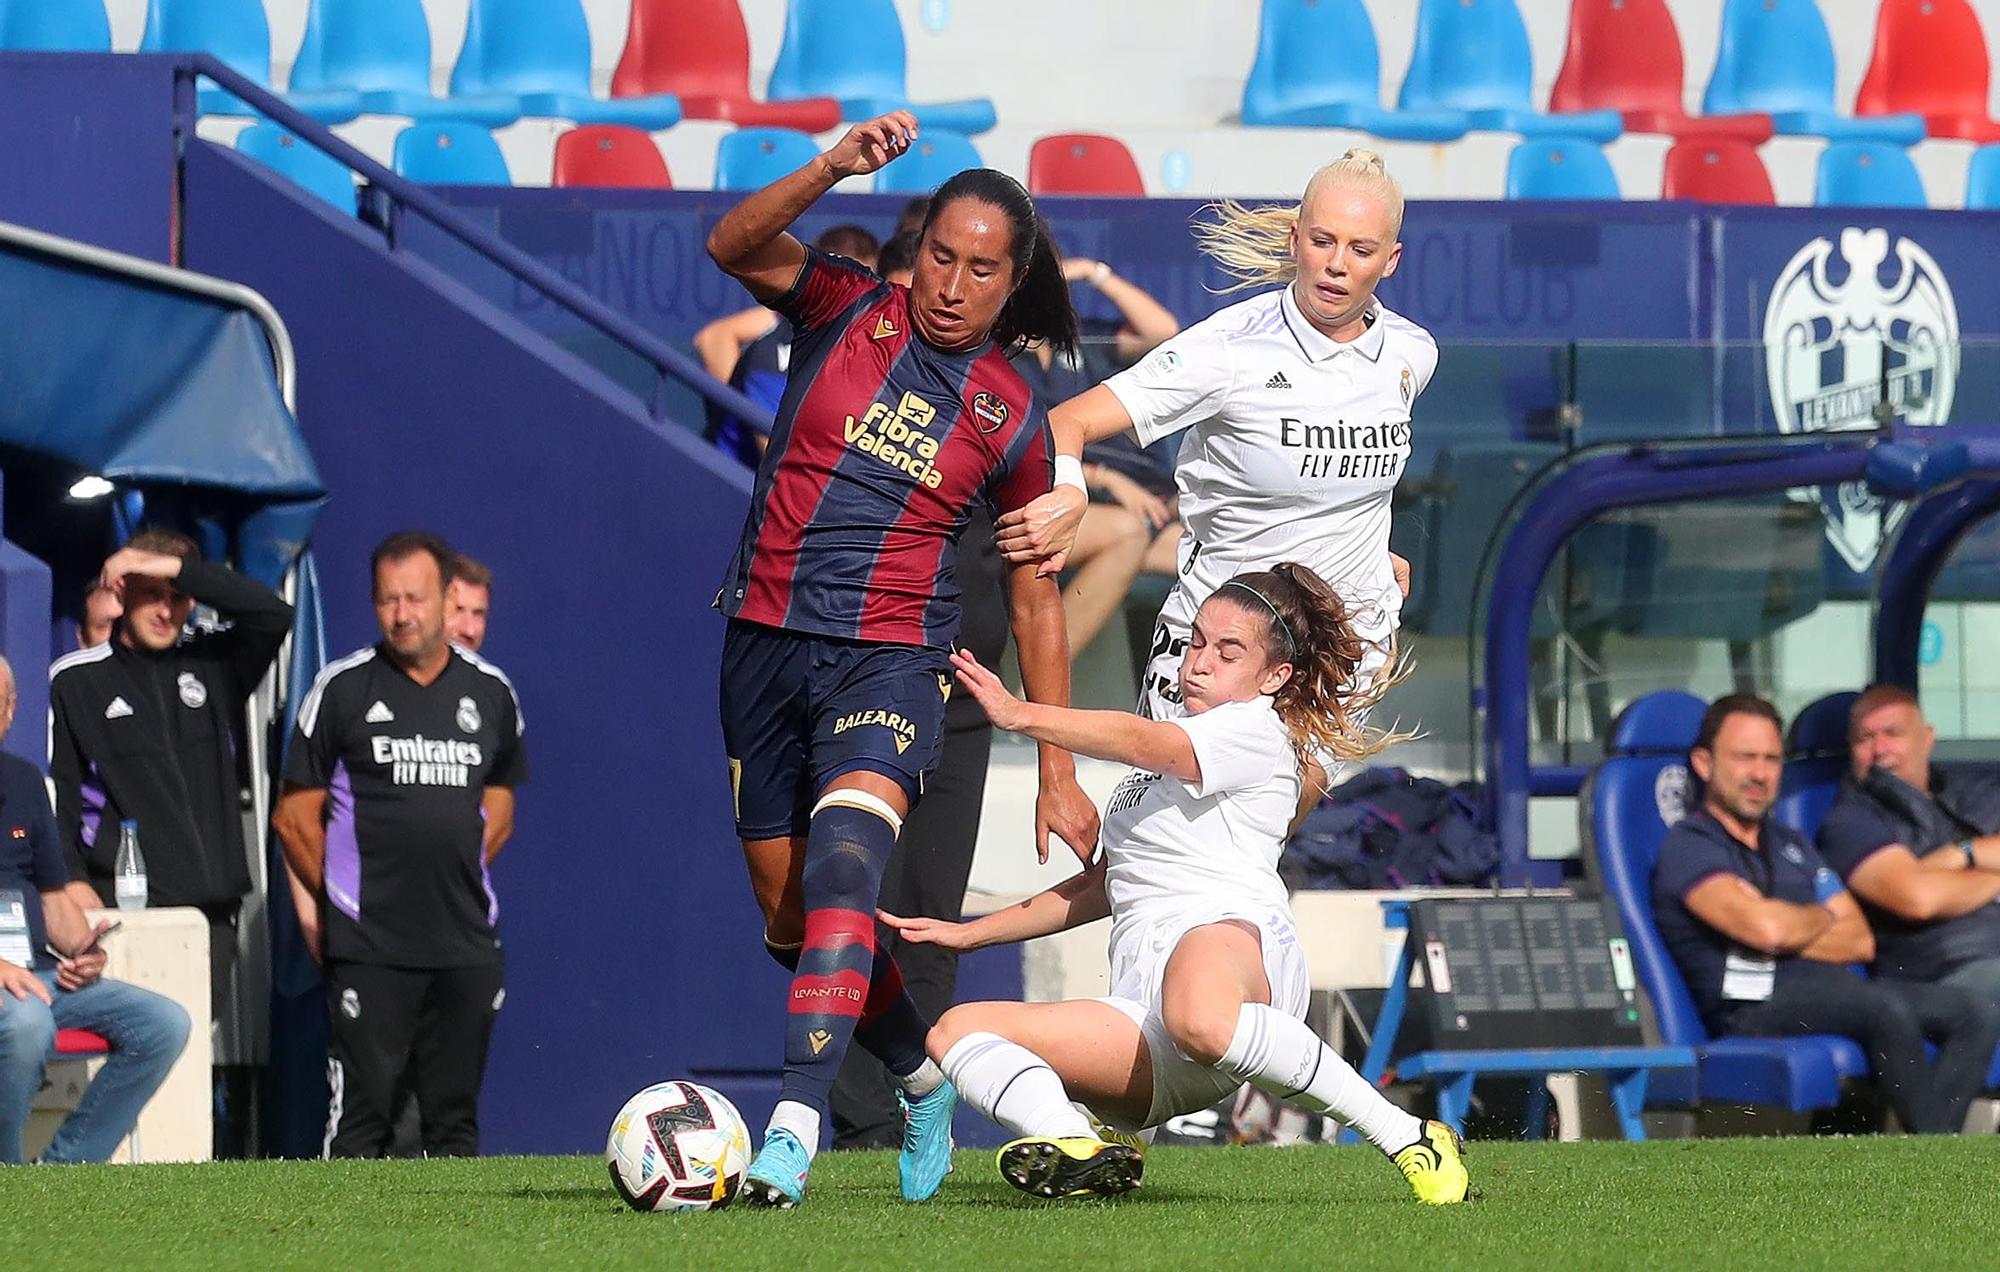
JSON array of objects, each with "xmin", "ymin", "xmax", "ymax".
[{"xmin": 113, "ymin": 820, "xmax": 148, "ymax": 912}]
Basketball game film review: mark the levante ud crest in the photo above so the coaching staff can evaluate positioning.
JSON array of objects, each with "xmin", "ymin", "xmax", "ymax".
[{"xmin": 1762, "ymin": 227, "xmax": 1959, "ymax": 572}]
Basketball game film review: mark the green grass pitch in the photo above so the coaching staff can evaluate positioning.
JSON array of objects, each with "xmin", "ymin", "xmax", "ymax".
[{"xmin": 5, "ymin": 1138, "xmax": 1997, "ymax": 1270}]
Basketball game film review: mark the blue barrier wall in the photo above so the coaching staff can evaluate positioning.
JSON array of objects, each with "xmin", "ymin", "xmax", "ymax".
[{"xmin": 0, "ymin": 477, "xmax": 52, "ymax": 771}]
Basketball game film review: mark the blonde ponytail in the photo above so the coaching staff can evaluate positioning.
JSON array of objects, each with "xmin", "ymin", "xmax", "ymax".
[{"xmin": 1194, "ymin": 148, "xmax": 1406, "ymax": 293}]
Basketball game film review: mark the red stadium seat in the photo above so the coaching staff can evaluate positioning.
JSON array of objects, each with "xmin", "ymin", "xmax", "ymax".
[
  {"xmin": 55, "ymin": 1029, "xmax": 111, "ymax": 1056},
  {"xmin": 1660, "ymin": 139, "xmax": 1775, "ymax": 205},
  {"xmin": 1027, "ymin": 133, "xmax": 1144, "ymax": 196},
  {"xmin": 1855, "ymin": 0, "xmax": 2000, "ymax": 143},
  {"xmin": 610, "ymin": 0, "xmax": 841, "ymax": 132},
  {"xmin": 1549, "ymin": 0, "xmax": 1770, "ymax": 141},
  {"xmin": 552, "ymin": 124, "xmax": 672, "ymax": 188}
]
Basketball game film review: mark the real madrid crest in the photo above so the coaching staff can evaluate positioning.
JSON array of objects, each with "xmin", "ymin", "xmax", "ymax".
[
  {"xmin": 456, "ymin": 696, "xmax": 482, "ymax": 734},
  {"xmin": 1399, "ymin": 365, "xmax": 1413, "ymax": 407},
  {"xmin": 1654, "ymin": 763, "xmax": 1688, "ymax": 828},
  {"xmin": 177, "ymin": 672, "xmax": 207, "ymax": 710}
]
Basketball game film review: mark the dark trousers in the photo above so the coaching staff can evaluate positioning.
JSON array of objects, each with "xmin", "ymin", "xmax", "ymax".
[
  {"xmin": 1723, "ymin": 962, "xmax": 2000, "ymax": 1134},
  {"xmin": 323, "ymin": 958, "xmax": 504, "ymax": 1158},
  {"xmin": 830, "ymin": 722, "xmax": 993, "ymax": 1149}
]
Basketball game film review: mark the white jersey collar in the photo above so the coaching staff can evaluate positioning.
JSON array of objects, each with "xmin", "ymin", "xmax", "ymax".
[{"xmin": 1280, "ymin": 283, "xmax": 1385, "ymax": 364}]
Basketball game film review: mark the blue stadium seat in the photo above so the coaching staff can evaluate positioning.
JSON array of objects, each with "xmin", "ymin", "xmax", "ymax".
[
  {"xmin": 767, "ymin": 0, "xmax": 995, "ymax": 137},
  {"xmin": 1702, "ymin": 0, "xmax": 1925, "ymax": 143},
  {"xmin": 235, "ymin": 124, "xmax": 358, "ymax": 214},
  {"xmin": 451, "ymin": 0, "xmax": 681, "ymax": 129},
  {"xmin": 1, "ymin": 0, "xmax": 111, "ymax": 50},
  {"xmin": 714, "ymin": 127, "xmax": 820, "ymax": 191},
  {"xmin": 1240, "ymin": 0, "xmax": 1468, "ymax": 141},
  {"xmin": 392, "ymin": 122, "xmax": 512, "ymax": 185},
  {"xmin": 1505, "ymin": 139, "xmax": 1620, "ymax": 200},
  {"xmin": 1966, "ymin": 145, "xmax": 2000, "ymax": 210},
  {"xmin": 1397, "ymin": 0, "xmax": 1621, "ymax": 141},
  {"xmin": 871, "ymin": 129, "xmax": 981, "ymax": 194},
  {"xmin": 1774, "ymin": 691, "xmax": 1858, "ymax": 841},
  {"xmin": 1815, "ymin": 141, "xmax": 1928, "ymax": 208},
  {"xmin": 141, "ymin": 0, "xmax": 360, "ymax": 122},
  {"xmin": 1582, "ymin": 689, "xmax": 1869, "ymax": 1112},
  {"xmin": 290, "ymin": 0, "xmax": 520, "ymax": 127}
]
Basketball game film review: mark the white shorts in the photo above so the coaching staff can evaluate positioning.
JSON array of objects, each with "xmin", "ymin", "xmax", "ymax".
[{"xmin": 1094, "ymin": 903, "xmax": 1311, "ymax": 1131}]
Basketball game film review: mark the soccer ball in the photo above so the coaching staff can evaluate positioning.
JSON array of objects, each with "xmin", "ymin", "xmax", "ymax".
[{"xmin": 605, "ymin": 1081, "xmax": 752, "ymax": 1213}]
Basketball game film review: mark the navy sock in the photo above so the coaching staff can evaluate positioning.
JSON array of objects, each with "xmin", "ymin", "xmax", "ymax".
[{"xmin": 780, "ymin": 802, "xmax": 896, "ymax": 1113}]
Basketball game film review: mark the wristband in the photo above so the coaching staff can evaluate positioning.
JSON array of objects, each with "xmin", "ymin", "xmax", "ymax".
[
  {"xmin": 1053, "ymin": 454, "xmax": 1088, "ymax": 494},
  {"xmin": 1962, "ymin": 839, "xmax": 1978, "ymax": 868},
  {"xmin": 1091, "ymin": 262, "xmax": 1113, "ymax": 287}
]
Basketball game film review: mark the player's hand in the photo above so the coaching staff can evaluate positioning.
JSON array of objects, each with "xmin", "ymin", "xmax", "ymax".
[
  {"xmin": 1061, "ymin": 257, "xmax": 1103, "ymax": 284},
  {"xmin": 1093, "ymin": 468, "xmax": 1171, "ymax": 532},
  {"xmin": 995, "ymin": 484, "xmax": 1089, "ymax": 576},
  {"xmin": 823, "ymin": 111, "xmax": 918, "ymax": 179},
  {"xmin": 950, "ymin": 649, "xmax": 1030, "ymax": 732},
  {"xmin": 878, "ymin": 910, "xmax": 980, "ymax": 951},
  {"xmin": 1036, "ymin": 771, "xmax": 1101, "ymax": 867},
  {"xmin": 100, "ymin": 547, "xmax": 184, "ymax": 596},
  {"xmin": 0, "ymin": 962, "xmax": 51, "ymax": 1005},
  {"xmin": 1390, "ymin": 551, "xmax": 1411, "ymax": 599}
]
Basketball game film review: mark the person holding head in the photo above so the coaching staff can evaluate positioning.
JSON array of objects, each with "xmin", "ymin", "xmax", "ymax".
[
  {"xmin": 272, "ymin": 532, "xmax": 526, "ymax": 1158},
  {"xmin": 1653, "ymin": 693, "xmax": 1998, "ymax": 1134},
  {"xmin": 76, "ymin": 583, "xmax": 120, "ymax": 650},
  {"xmin": 0, "ymin": 654, "xmax": 190, "ymax": 1165},
  {"xmin": 705, "ymin": 111, "xmax": 1098, "ymax": 1206},
  {"xmin": 992, "ymin": 152, "xmax": 1432, "ymax": 802},
  {"xmin": 885, "ymin": 564, "xmax": 1466, "ymax": 1203},
  {"xmin": 1817, "ymin": 684, "xmax": 2000, "ymax": 1003},
  {"xmin": 445, "ymin": 555, "xmax": 492, "ymax": 653}
]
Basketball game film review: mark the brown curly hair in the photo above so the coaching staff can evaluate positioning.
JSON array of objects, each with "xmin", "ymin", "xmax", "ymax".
[{"xmin": 1208, "ymin": 562, "xmax": 1412, "ymax": 769}]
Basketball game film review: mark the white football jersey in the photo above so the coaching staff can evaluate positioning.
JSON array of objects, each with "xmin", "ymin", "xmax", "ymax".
[
  {"xmin": 1105, "ymin": 284, "xmax": 1436, "ymax": 709},
  {"xmin": 1099, "ymin": 696, "xmax": 1298, "ymax": 925}
]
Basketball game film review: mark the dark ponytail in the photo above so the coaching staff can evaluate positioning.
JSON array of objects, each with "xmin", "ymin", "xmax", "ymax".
[{"xmin": 922, "ymin": 168, "xmax": 1079, "ymax": 359}]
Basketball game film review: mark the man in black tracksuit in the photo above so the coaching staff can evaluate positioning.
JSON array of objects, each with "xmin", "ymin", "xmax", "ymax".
[{"xmin": 48, "ymin": 529, "xmax": 293, "ymax": 1008}]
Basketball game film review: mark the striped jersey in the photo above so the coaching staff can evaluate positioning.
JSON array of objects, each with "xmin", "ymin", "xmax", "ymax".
[{"xmin": 718, "ymin": 248, "xmax": 1054, "ymax": 648}]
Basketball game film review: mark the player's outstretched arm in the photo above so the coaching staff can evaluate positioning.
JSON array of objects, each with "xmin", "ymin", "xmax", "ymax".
[
  {"xmin": 1004, "ymin": 563, "xmax": 1101, "ymax": 865},
  {"xmin": 995, "ymin": 386, "xmax": 1135, "ymax": 574},
  {"xmin": 952, "ymin": 649, "xmax": 1201, "ymax": 783},
  {"xmin": 705, "ymin": 111, "xmax": 918, "ymax": 303},
  {"xmin": 882, "ymin": 859, "xmax": 1109, "ymax": 952}
]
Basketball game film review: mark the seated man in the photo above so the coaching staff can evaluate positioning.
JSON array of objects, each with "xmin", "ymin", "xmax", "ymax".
[
  {"xmin": 0, "ymin": 655, "xmax": 190, "ymax": 1164},
  {"xmin": 1818, "ymin": 684, "xmax": 2000, "ymax": 1002},
  {"xmin": 1652, "ymin": 692, "xmax": 1999, "ymax": 1134}
]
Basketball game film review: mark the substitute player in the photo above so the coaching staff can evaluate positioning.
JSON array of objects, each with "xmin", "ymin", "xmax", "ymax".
[
  {"xmin": 705, "ymin": 111, "xmax": 1098, "ymax": 1208},
  {"xmin": 886, "ymin": 563, "xmax": 1467, "ymax": 1204},
  {"xmin": 996, "ymin": 150, "xmax": 1432, "ymax": 796}
]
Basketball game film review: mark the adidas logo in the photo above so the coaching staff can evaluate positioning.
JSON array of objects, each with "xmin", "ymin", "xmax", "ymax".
[
  {"xmin": 104, "ymin": 697, "xmax": 134, "ymax": 720},
  {"xmin": 364, "ymin": 701, "xmax": 396, "ymax": 724},
  {"xmin": 1265, "ymin": 372, "xmax": 1291, "ymax": 389}
]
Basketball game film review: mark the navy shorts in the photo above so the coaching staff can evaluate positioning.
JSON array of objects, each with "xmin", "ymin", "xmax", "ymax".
[{"xmin": 719, "ymin": 619, "xmax": 952, "ymax": 839}]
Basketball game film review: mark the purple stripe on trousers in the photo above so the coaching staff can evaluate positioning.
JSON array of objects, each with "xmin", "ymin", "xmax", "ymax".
[
  {"xmin": 323, "ymin": 763, "xmax": 361, "ymax": 921},
  {"xmin": 80, "ymin": 765, "xmax": 106, "ymax": 850}
]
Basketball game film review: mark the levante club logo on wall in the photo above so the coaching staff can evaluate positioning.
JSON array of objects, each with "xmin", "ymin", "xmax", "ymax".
[{"xmin": 1762, "ymin": 227, "xmax": 1960, "ymax": 572}]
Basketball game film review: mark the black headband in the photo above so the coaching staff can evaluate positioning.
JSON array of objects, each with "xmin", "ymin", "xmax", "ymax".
[{"xmin": 1216, "ymin": 581, "xmax": 1296, "ymax": 658}]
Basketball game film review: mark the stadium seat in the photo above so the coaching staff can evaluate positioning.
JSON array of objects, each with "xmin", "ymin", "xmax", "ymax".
[
  {"xmin": 1660, "ymin": 139, "xmax": 1775, "ymax": 205},
  {"xmin": 451, "ymin": 0, "xmax": 681, "ymax": 129},
  {"xmin": 1814, "ymin": 141, "xmax": 1928, "ymax": 209},
  {"xmin": 1581, "ymin": 689, "xmax": 1867, "ymax": 1112},
  {"xmin": 1505, "ymin": 139, "xmax": 1620, "ymax": 200},
  {"xmin": 552, "ymin": 125, "xmax": 672, "ymax": 189},
  {"xmin": 290, "ymin": 0, "xmax": 521, "ymax": 128},
  {"xmin": 1968, "ymin": 146, "xmax": 2000, "ymax": 210},
  {"xmin": 1398, "ymin": 0, "xmax": 1621, "ymax": 142},
  {"xmin": 713, "ymin": 127, "xmax": 819, "ymax": 191},
  {"xmin": 767, "ymin": 0, "xmax": 996, "ymax": 137},
  {"xmin": 1854, "ymin": 0, "xmax": 2000, "ymax": 144},
  {"xmin": 393, "ymin": 122, "xmax": 512, "ymax": 185},
  {"xmin": 1702, "ymin": 0, "xmax": 1924, "ymax": 144},
  {"xmin": 236, "ymin": 123, "xmax": 360, "ymax": 213},
  {"xmin": 872, "ymin": 129, "xmax": 981, "ymax": 194},
  {"xmin": 54, "ymin": 1029, "xmax": 110, "ymax": 1056},
  {"xmin": 141, "ymin": 0, "xmax": 360, "ymax": 122},
  {"xmin": 1239, "ymin": 0, "xmax": 1469, "ymax": 141},
  {"xmin": 1548, "ymin": 0, "xmax": 1771, "ymax": 142},
  {"xmin": 610, "ymin": 0, "xmax": 840, "ymax": 131},
  {"xmin": 0, "ymin": 0, "xmax": 110, "ymax": 50},
  {"xmin": 1027, "ymin": 133, "xmax": 1143, "ymax": 196},
  {"xmin": 1774, "ymin": 691, "xmax": 1858, "ymax": 840}
]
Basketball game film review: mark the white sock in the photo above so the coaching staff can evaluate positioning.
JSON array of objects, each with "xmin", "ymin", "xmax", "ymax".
[
  {"xmin": 765, "ymin": 1099, "xmax": 822, "ymax": 1161},
  {"xmin": 1216, "ymin": 1003, "xmax": 1423, "ymax": 1155},
  {"xmin": 894, "ymin": 1057, "xmax": 946, "ymax": 1101},
  {"xmin": 941, "ymin": 1032, "xmax": 1094, "ymax": 1139}
]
